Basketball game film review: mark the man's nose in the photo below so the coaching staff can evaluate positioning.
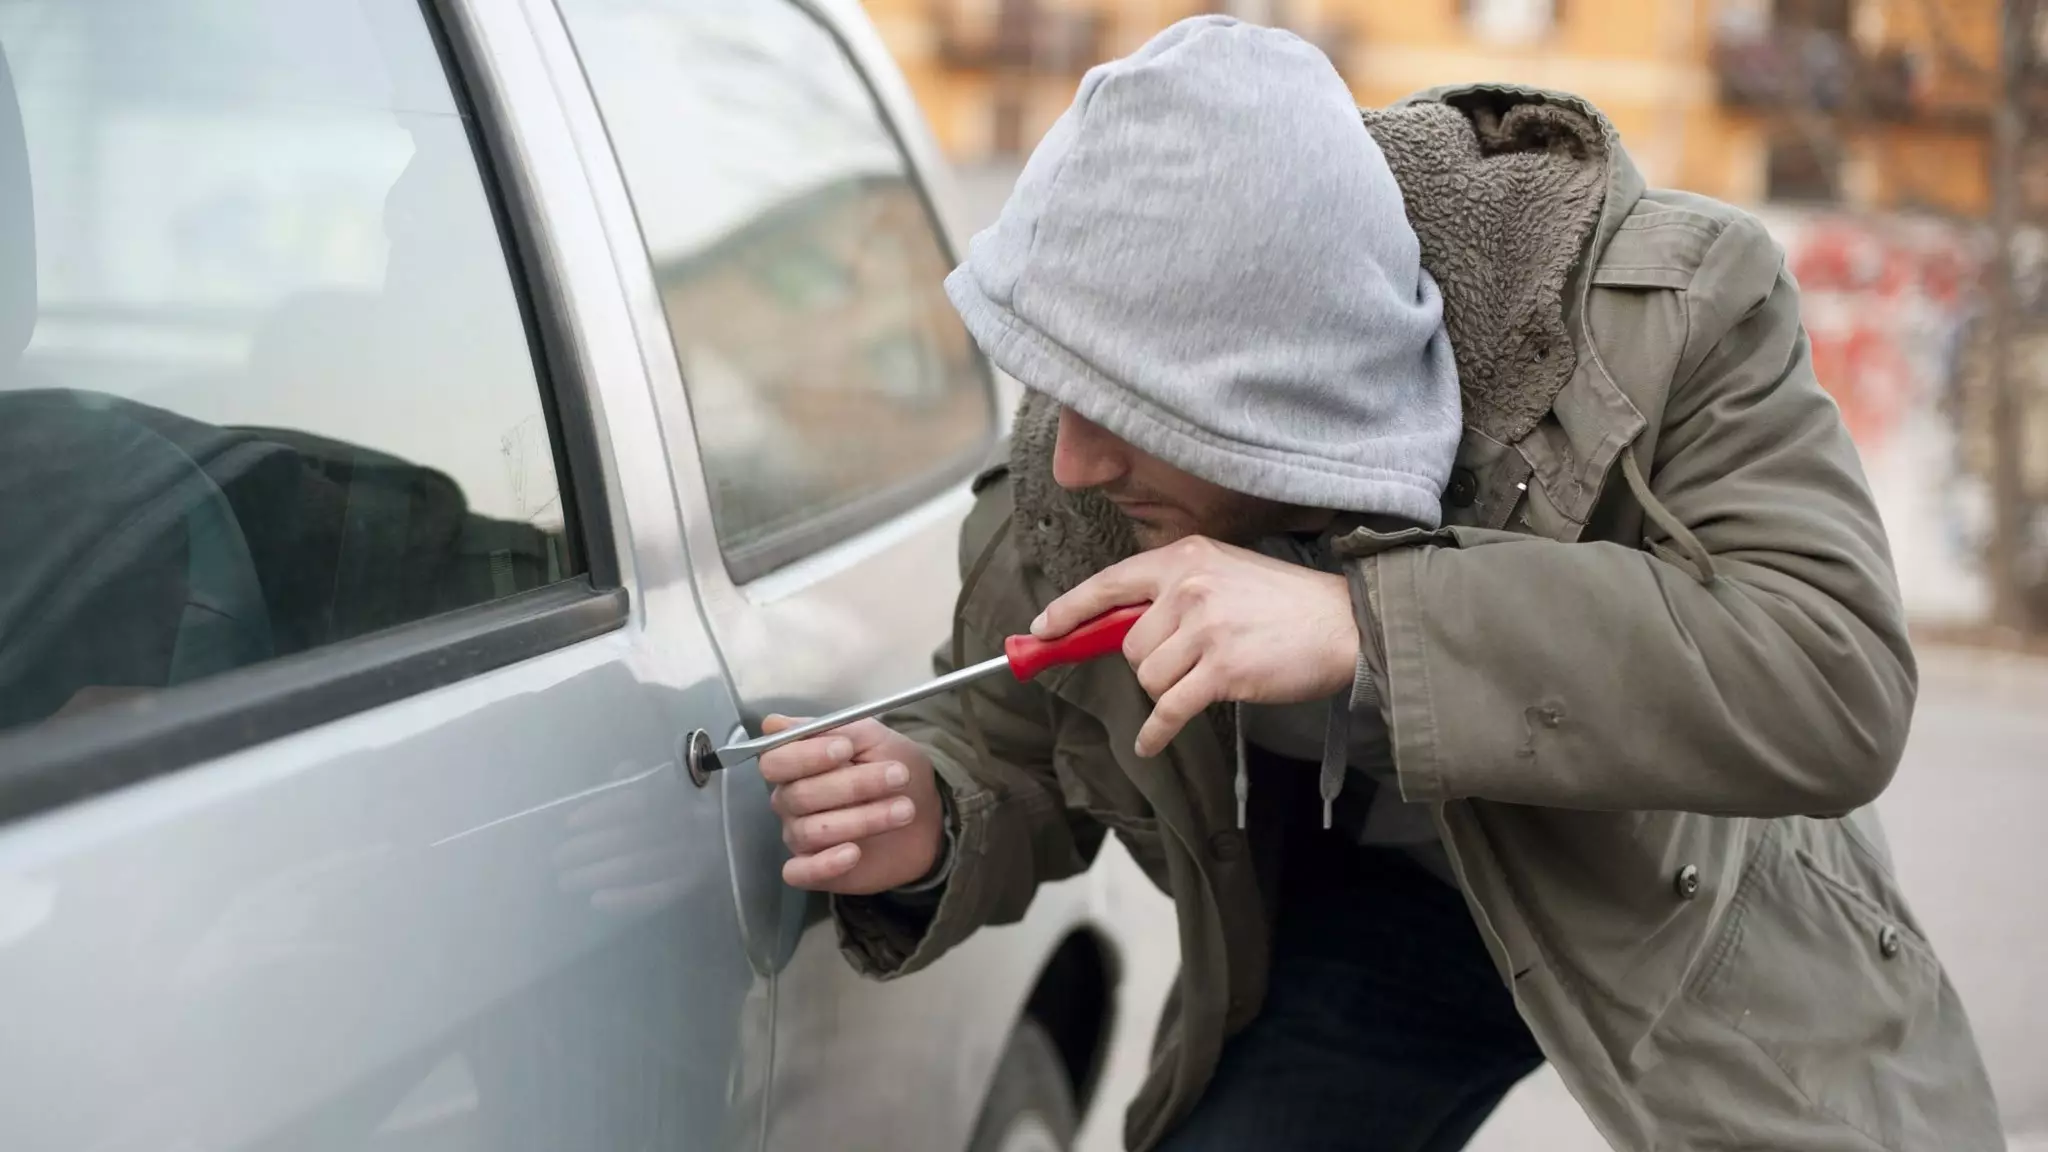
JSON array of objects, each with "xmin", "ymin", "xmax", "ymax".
[{"xmin": 1051, "ymin": 407, "xmax": 1127, "ymax": 491}]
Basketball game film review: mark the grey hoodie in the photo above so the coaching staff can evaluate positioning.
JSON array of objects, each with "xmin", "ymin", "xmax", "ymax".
[
  {"xmin": 943, "ymin": 15, "xmax": 1461, "ymax": 527},
  {"xmin": 943, "ymin": 16, "xmax": 1461, "ymax": 846}
]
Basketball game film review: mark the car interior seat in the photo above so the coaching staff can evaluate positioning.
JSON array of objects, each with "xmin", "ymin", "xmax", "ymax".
[
  {"xmin": 0, "ymin": 32, "xmax": 563, "ymax": 732},
  {"xmin": 235, "ymin": 128, "xmax": 563, "ymax": 641},
  {"xmin": 0, "ymin": 45, "xmax": 274, "ymax": 730}
]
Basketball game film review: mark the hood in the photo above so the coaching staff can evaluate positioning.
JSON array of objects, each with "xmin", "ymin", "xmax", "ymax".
[
  {"xmin": 947, "ymin": 16, "xmax": 1463, "ymax": 530},
  {"xmin": 1009, "ymin": 81, "xmax": 1636, "ymax": 594}
]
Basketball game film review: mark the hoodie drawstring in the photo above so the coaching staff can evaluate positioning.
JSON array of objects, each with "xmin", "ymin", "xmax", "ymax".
[
  {"xmin": 1233, "ymin": 697, "xmax": 1350, "ymax": 831},
  {"xmin": 1233, "ymin": 701, "xmax": 1249, "ymax": 830},
  {"xmin": 1319, "ymin": 695, "xmax": 1348, "ymax": 830}
]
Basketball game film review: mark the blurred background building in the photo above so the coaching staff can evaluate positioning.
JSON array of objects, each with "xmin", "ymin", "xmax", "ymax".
[
  {"xmin": 864, "ymin": 0, "xmax": 2048, "ymax": 639},
  {"xmin": 869, "ymin": 0, "xmax": 2009, "ymax": 210}
]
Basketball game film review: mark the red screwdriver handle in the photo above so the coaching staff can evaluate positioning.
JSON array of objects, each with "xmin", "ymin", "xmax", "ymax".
[{"xmin": 1003, "ymin": 604, "xmax": 1149, "ymax": 681}]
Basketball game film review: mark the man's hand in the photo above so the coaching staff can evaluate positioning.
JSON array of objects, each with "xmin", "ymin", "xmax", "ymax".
[
  {"xmin": 760, "ymin": 715, "xmax": 945, "ymax": 894},
  {"xmin": 1032, "ymin": 536, "xmax": 1359, "ymax": 757}
]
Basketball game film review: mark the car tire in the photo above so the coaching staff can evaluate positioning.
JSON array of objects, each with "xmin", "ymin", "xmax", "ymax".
[{"xmin": 966, "ymin": 1017, "xmax": 1079, "ymax": 1152}]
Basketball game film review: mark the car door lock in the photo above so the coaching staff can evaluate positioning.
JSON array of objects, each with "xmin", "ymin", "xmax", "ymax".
[{"xmin": 684, "ymin": 728, "xmax": 718, "ymax": 788}]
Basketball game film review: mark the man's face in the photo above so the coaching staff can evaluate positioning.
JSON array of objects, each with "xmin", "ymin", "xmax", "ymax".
[{"xmin": 1050, "ymin": 406, "xmax": 1312, "ymax": 549}]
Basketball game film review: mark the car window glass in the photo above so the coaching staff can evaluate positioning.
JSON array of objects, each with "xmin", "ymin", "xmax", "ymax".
[
  {"xmin": 0, "ymin": 0, "xmax": 575, "ymax": 735},
  {"xmin": 557, "ymin": 0, "xmax": 994, "ymax": 582}
]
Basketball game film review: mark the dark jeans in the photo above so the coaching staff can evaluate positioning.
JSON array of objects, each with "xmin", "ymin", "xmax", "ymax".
[{"xmin": 1157, "ymin": 799, "xmax": 1544, "ymax": 1152}]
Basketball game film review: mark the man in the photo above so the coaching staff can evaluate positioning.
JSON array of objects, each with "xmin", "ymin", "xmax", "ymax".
[{"xmin": 761, "ymin": 16, "xmax": 2002, "ymax": 1152}]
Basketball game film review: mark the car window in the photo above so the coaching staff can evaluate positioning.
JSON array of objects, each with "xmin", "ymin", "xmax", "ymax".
[
  {"xmin": 0, "ymin": 0, "xmax": 576, "ymax": 735},
  {"xmin": 556, "ymin": 0, "xmax": 995, "ymax": 582}
]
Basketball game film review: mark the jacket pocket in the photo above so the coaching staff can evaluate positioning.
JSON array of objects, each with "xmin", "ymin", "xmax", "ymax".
[{"xmin": 1685, "ymin": 822, "xmax": 1953, "ymax": 1150}]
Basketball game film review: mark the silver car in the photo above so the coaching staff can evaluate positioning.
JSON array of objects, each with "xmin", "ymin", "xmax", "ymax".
[{"xmin": 0, "ymin": 1, "xmax": 1149, "ymax": 1149}]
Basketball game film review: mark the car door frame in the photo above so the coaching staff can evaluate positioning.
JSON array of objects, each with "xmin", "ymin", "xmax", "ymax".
[
  {"xmin": 497, "ymin": 9, "xmax": 1175, "ymax": 1152},
  {"xmin": 515, "ymin": 0, "xmax": 1016, "ymax": 963},
  {"xmin": 515, "ymin": 0, "xmax": 1001, "ymax": 704}
]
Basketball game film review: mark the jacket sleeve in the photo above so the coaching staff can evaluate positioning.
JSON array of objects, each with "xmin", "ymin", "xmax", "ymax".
[
  {"xmin": 833, "ymin": 483, "xmax": 1107, "ymax": 978},
  {"xmin": 1353, "ymin": 216, "xmax": 1917, "ymax": 818}
]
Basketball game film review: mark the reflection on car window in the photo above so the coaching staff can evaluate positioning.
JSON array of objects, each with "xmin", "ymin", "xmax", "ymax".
[
  {"xmin": 0, "ymin": 0, "xmax": 574, "ymax": 735},
  {"xmin": 558, "ymin": 0, "xmax": 993, "ymax": 581}
]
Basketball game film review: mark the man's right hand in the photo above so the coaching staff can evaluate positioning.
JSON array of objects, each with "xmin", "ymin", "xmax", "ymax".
[{"xmin": 760, "ymin": 715, "xmax": 945, "ymax": 895}]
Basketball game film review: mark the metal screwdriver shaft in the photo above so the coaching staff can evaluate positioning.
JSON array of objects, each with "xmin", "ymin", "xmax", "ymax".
[
  {"xmin": 705, "ymin": 603, "xmax": 1148, "ymax": 771},
  {"xmin": 712, "ymin": 654, "xmax": 1012, "ymax": 766}
]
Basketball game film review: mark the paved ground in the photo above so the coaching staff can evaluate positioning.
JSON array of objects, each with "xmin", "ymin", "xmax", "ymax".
[{"xmin": 1075, "ymin": 646, "xmax": 2048, "ymax": 1151}]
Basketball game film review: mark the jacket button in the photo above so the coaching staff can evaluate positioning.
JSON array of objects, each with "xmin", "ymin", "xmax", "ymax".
[
  {"xmin": 1673, "ymin": 864, "xmax": 1701, "ymax": 900},
  {"xmin": 1879, "ymin": 924, "xmax": 1902, "ymax": 959},
  {"xmin": 1209, "ymin": 830, "xmax": 1244, "ymax": 862},
  {"xmin": 1446, "ymin": 469, "xmax": 1478, "ymax": 508}
]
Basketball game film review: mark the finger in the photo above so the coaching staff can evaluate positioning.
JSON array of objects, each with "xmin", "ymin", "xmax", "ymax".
[
  {"xmin": 773, "ymin": 760, "xmax": 910, "ymax": 818},
  {"xmin": 1136, "ymin": 666, "xmax": 1219, "ymax": 758},
  {"xmin": 827, "ymin": 717, "xmax": 901, "ymax": 757},
  {"xmin": 1118, "ymin": 595, "xmax": 1186, "ymax": 668},
  {"xmin": 758, "ymin": 731, "xmax": 856, "ymax": 786},
  {"xmin": 783, "ymin": 843, "xmax": 862, "ymax": 889},
  {"xmin": 1031, "ymin": 550, "xmax": 1172, "ymax": 638},
  {"xmin": 783, "ymin": 796, "xmax": 917, "ymax": 855},
  {"xmin": 765, "ymin": 714, "xmax": 897, "ymax": 750},
  {"xmin": 757, "ymin": 717, "xmax": 900, "ymax": 785},
  {"xmin": 1133, "ymin": 629, "xmax": 1201, "ymax": 702}
]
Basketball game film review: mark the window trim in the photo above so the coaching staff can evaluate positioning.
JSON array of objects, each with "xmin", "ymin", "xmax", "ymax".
[
  {"xmin": 0, "ymin": 583, "xmax": 628, "ymax": 825},
  {"xmin": 0, "ymin": 0, "xmax": 629, "ymax": 825},
  {"xmin": 433, "ymin": 0, "xmax": 620, "ymax": 593},
  {"xmin": 559, "ymin": 0, "xmax": 1000, "ymax": 588},
  {"xmin": 722, "ymin": 438, "xmax": 989, "ymax": 584}
]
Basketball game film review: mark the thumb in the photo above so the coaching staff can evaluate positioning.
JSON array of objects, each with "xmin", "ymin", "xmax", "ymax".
[{"xmin": 762, "ymin": 714, "xmax": 896, "ymax": 756}]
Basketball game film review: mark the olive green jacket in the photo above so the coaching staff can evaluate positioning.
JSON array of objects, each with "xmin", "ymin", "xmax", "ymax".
[{"xmin": 837, "ymin": 86, "xmax": 2003, "ymax": 1152}]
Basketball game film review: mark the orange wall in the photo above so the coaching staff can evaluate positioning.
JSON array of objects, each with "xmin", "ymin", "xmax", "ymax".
[{"xmin": 870, "ymin": 0, "xmax": 1998, "ymax": 216}]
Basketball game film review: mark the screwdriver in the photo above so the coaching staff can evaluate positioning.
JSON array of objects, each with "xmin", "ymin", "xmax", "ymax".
[{"xmin": 702, "ymin": 603, "xmax": 1148, "ymax": 773}]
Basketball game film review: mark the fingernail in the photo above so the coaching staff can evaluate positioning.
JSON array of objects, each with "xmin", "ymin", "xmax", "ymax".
[
  {"xmin": 888, "ymin": 797, "xmax": 915, "ymax": 826},
  {"xmin": 827, "ymin": 739, "xmax": 852, "ymax": 762},
  {"xmin": 1030, "ymin": 612, "xmax": 1048, "ymax": 636},
  {"xmin": 884, "ymin": 762, "xmax": 909, "ymax": 788}
]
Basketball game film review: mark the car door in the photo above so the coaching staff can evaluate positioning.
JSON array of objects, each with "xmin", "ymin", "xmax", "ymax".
[
  {"xmin": 536, "ymin": 0, "xmax": 1051, "ymax": 1145},
  {"xmin": 0, "ymin": 1, "xmax": 766, "ymax": 1149},
  {"xmin": 543, "ymin": 0, "xmax": 1000, "ymax": 964}
]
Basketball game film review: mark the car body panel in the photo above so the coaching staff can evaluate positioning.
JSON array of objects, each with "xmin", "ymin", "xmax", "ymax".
[
  {"xmin": 0, "ymin": 0, "xmax": 769, "ymax": 1148},
  {"xmin": 0, "ymin": 1, "xmax": 1144, "ymax": 1151}
]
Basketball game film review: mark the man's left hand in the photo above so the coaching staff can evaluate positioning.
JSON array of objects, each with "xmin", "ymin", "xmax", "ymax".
[{"xmin": 1031, "ymin": 537, "xmax": 1360, "ymax": 757}]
